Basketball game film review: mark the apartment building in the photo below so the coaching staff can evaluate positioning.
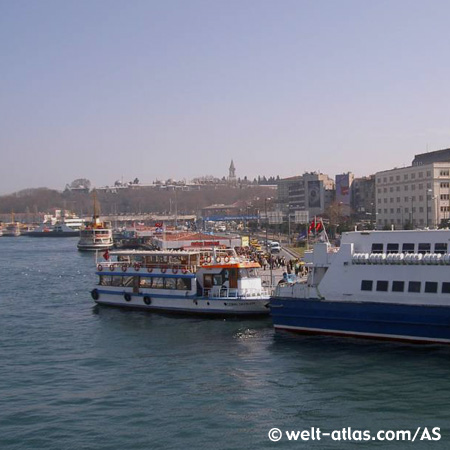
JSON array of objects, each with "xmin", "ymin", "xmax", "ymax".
[{"xmin": 375, "ymin": 163, "xmax": 450, "ymax": 228}]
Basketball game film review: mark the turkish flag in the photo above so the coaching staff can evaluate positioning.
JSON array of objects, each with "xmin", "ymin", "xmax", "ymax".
[{"xmin": 103, "ymin": 250, "xmax": 110, "ymax": 260}]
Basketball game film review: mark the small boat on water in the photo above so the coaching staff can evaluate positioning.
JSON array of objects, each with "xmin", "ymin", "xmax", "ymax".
[
  {"xmin": 77, "ymin": 192, "xmax": 113, "ymax": 251},
  {"xmin": 26, "ymin": 222, "xmax": 80, "ymax": 237},
  {"xmin": 2, "ymin": 222, "xmax": 21, "ymax": 237},
  {"xmin": 270, "ymin": 229, "xmax": 450, "ymax": 344},
  {"xmin": 90, "ymin": 248, "xmax": 270, "ymax": 315}
]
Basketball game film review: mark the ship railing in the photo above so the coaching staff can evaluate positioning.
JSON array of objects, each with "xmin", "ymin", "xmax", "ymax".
[
  {"xmin": 352, "ymin": 252, "xmax": 450, "ymax": 265},
  {"xmin": 206, "ymin": 287, "xmax": 270, "ymax": 299},
  {"xmin": 96, "ymin": 260, "xmax": 198, "ymax": 274}
]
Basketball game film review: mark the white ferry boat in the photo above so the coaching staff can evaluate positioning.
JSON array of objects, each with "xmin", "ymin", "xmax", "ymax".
[
  {"xmin": 270, "ymin": 230, "xmax": 450, "ymax": 344},
  {"xmin": 26, "ymin": 222, "xmax": 79, "ymax": 237},
  {"xmin": 77, "ymin": 192, "xmax": 113, "ymax": 251},
  {"xmin": 78, "ymin": 217, "xmax": 113, "ymax": 251},
  {"xmin": 90, "ymin": 248, "xmax": 270, "ymax": 315},
  {"xmin": 2, "ymin": 222, "xmax": 21, "ymax": 237}
]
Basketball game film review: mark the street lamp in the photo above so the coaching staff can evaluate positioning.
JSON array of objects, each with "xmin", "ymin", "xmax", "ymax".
[{"xmin": 426, "ymin": 189, "xmax": 432, "ymax": 228}]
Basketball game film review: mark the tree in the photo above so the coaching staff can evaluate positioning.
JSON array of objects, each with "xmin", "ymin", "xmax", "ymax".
[{"xmin": 69, "ymin": 178, "xmax": 91, "ymax": 189}]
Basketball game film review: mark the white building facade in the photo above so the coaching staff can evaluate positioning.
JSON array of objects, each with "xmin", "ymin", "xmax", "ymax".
[{"xmin": 375, "ymin": 163, "xmax": 450, "ymax": 229}]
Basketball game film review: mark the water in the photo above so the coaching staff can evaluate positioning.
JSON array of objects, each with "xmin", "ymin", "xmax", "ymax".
[{"xmin": 1, "ymin": 238, "xmax": 450, "ymax": 449}]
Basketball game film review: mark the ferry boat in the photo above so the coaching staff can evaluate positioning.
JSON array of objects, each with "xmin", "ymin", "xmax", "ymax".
[
  {"xmin": 270, "ymin": 230, "xmax": 450, "ymax": 344},
  {"xmin": 26, "ymin": 222, "xmax": 79, "ymax": 237},
  {"xmin": 2, "ymin": 222, "xmax": 21, "ymax": 237},
  {"xmin": 77, "ymin": 192, "xmax": 113, "ymax": 251},
  {"xmin": 78, "ymin": 218, "xmax": 113, "ymax": 251},
  {"xmin": 90, "ymin": 248, "xmax": 270, "ymax": 315}
]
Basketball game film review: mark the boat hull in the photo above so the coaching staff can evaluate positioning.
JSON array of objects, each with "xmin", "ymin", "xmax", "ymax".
[
  {"xmin": 93, "ymin": 290, "xmax": 270, "ymax": 316},
  {"xmin": 269, "ymin": 297, "xmax": 450, "ymax": 344}
]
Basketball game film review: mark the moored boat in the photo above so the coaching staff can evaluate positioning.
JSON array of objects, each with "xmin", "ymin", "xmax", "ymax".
[
  {"xmin": 90, "ymin": 248, "xmax": 270, "ymax": 316},
  {"xmin": 77, "ymin": 192, "xmax": 113, "ymax": 251},
  {"xmin": 26, "ymin": 222, "xmax": 80, "ymax": 237},
  {"xmin": 270, "ymin": 230, "xmax": 450, "ymax": 344}
]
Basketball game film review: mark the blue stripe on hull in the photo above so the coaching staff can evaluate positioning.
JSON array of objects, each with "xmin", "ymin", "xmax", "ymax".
[{"xmin": 269, "ymin": 298, "xmax": 450, "ymax": 344}]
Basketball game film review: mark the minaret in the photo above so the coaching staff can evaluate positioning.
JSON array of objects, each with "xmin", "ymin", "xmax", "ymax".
[{"xmin": 228, "ymin": 160, "xmax": 236, "ymax": 183}]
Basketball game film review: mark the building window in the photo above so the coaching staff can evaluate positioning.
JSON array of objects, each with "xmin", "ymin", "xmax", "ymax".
[
  {"xmin": 396, "ymin": 175, "xmax": 400, "ymax": 181},
  {"xmin": 361, "ymin": 280, "xmax": 373, "ymax": 291},
  {"xmin": 384, "ymin": 187, "xmax": 387, "ymax": 193},
  {"xmin": 404, "ymin": 185, "xmax": 408, "ymax": 191},
  {"xmin": 376, "ymin": 280, "xmax": 389, "ymax": 291},
  {"xmin": 419, "ymin": 195, "xmax": 423, "ymax": 201},
  {"xmin": 404, "ymin": 174, "xmax": 409, "ymax": 180},
  {"xmin": 419, "ymin": 183, "xmax": 423, "ymax": 189},
  {"xmin": 408, "ymin": 281, "xmax": 421, "ymax": 293},
  {"xmin": 411, "ymin": 185, "xmax": 415, "ymax": 191},
  {"xmin": 411, "ymin": 173, "xmax": 416, "ymax": 179},
  {"xmin": 392, "ymin": 281, "xmax": 404, "ymax": 292},
  {"xmin": 425, "ymin": 282, "xmax": 438, "ymax": 293},
  {"xmin": 383, "ymin": 177, "xmax": 387, "ymax": 182},
  {"xmin": 427, "ymin": 171, "xmax": 432, "ymax": 177},
  {"xmin": 419, "ymin": 207, "xmax": 424, "ymax": 213},
  {"xmin": 397, "ymin": 197, "xmax": 400, "ymax": 202},
  {"xmin": 419, "ymin": 172, "xmax": 423, "ymax": 178},
  {"xmin": 396, "ymin": 186, "xmax": 400, "ymax": 191},
  {"xmin": 440, "ymin": 170, "xmax": 449, "ymax": 177}
]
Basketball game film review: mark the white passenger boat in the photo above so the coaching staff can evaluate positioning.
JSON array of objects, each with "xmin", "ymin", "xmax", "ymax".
[
  {"xmin": 78, "ymin": 217, "xmax": 113, "ymax": 251},
  {"xmin": 77, "ymin": 192, "xmax": 113, "ymax": 251},
  {"xmin": 2, "ymin": 222, "xmax": 21, "ymax": 237},
  {"xmin": 270, "ymin": 230, "xmax": 450, "ymax": 344},
  {"xmin": 90, "ymin": 248, "xmax": 270, "ymax": 316}
]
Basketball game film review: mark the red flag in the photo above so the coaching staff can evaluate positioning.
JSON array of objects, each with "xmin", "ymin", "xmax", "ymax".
[{"xmin": 103, "ymin": 250, "xmax": 110, "ymax": 260}]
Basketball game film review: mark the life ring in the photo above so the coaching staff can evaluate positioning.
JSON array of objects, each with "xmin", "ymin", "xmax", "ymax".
[
  {"xmin": 216, "ymin": 257, "xmax": 221, "ymax": 263},
  {"xmin": 206, "ymin": 256, "xmax": 212, "ymax": 263},
  {"xmin": 134, "ymin": 263, "xmax": 140, "ymax": 271},
  {"xmin": 147, "ymin": 267, "xmax": 153, "ymax": 273},
  {"xmin": 181, "ymin": 267, "xmax": 188, "ymax": 274},
  {"xmin": 97, "ymin": 264, "xmax": 103, "ymax": 271},
  {"xmin": 143, "ymin": 296, "xmax": 151, "ymax": 305},
  {"xmin": 109, "ymin": 264, "xmax": 115, "ymax": 271},
  {"xmin": 161, "ymin": 267, "xmax": 167, "ymax": 274},
  {"xmin": 91, "ymin": 289, "xmax": 99, "ymax": 300},
  {"xmin": 124, "ymin": 293, "xmax": 132, "ymax": 302},
  {"xmin": 122, "ymin": 264, "xmax": 128, "ymax": 272},
  {"xmin": 172, "ymin": 266, "xmax": 178, "ymax": 274},
  {"xmin": 224, "ymin": 256, "xmax": 230, "ymax": 263}
]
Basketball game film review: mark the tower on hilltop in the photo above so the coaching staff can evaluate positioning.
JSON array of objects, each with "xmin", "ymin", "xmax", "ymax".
[{"xmin": 228, "ymin": 160, "xmax": 236, "ymax": 183}]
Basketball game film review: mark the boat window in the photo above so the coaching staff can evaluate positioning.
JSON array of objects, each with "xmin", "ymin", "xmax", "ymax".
[
  {"xmin": 140, "ymin": 277, "xmax": 153, "ymax": 288},
  {"xmin": 99, "ymin": 275, "xmax": 111, "ymax": 286},
  {"xmin": 402, "ymin": 243, "xmax": 415, "ymax": 254},
  {"xmin": 434, "ymin": 243, "xmax": 447, "ymax": 254},
  {"xmin": 408, "ymin": 281, "xmax": 421, "ymax": 293},
  {"xmin": 176, "ymin": 278, "xmax": 192, "ymax": 290},
  {"xmin": 392, "ymin": 281, "xmax": 404, "ymax": 292},
  {"xmin": 111, "ymin": 276, "xmax": 123, "ymax": 287},
  {"xmin": 213, "ymin": 274, "xmax": 223, "ymax": 286},
  {"xmin": 425, "ymin": 282, "xmax": 438, "ymax": 293},
  {"xmin": 442, "ymin": 282, "xmax": 450, "ymax": 294},
  {"xmin": 152, "ymin": 277, "xmax": 164, "ymax": 289},
  {"xmin": 371, "ymin": 243, "xmax": 383, "ymax": 254},
  {"xmin": 203, "ymin": 274, "xmax": 213, "ymax": 289},
  {"xmin": 386, "ymin": 243, "xmax": 399, "ymax": 254},
  {"xmin": 247, "ymin": 268, "xmax": 258, "ymax": 278},
  {"xmin": 123, "ymin": 276, "xmax": 134, "ymax": 287},
  {"xmin": 164, "ymin": 278, "xmax": 176, "ymax": 290},
  {"xmin": 418, "ymin": 243, "xmax": 431, "ymax": 254},
  {"xmin": 376, "ymin": 280, "xmax": 389, "ymax": 292},
  {"xmin": 361, "ymin": 280, "xmax": 373, "ymax": 291}
]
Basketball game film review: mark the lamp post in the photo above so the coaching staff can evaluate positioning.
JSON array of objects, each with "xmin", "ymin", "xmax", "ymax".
[{"xmin": 426, "ymin": 189, "xmax": 432, "ymax": 228}]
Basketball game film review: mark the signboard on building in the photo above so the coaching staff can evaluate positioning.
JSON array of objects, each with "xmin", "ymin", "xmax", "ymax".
[{"xmin": 308, "ymin": 180, "xmax": 321, "ymax": 208}]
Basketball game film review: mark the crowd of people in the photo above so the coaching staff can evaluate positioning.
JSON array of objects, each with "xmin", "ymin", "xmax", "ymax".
[{"xmin": 234, "ymin": 245, "xmax": 308, "ymax": 276}]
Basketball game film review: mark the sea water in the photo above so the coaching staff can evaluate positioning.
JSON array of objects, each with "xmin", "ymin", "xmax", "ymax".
[{"xmin": 1, "ymin": 238, "xmax": 450, "ymax": 449}]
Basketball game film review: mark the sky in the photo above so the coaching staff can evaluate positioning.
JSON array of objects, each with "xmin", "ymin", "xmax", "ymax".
[{"xmin": 2, "ymin": 0, "xmax": 450, "ymax": 194}]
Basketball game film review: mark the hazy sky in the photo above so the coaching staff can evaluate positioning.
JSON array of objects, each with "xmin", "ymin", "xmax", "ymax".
[{"xmin": 2, "ymin": 0, "xmax": 450, "ymax": 194}]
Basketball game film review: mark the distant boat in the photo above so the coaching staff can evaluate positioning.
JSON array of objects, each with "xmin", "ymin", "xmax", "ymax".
[
  {"xmin": 2, "ymin": 212, "xmax": 21, "ymax": 237},
  {"xmin": 77, "ymin": 191, "xmax": 113, "ymax": 251},
  {"xmin": 26, "ymin": 222, "xmax": 79, "ymax": 237}
]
